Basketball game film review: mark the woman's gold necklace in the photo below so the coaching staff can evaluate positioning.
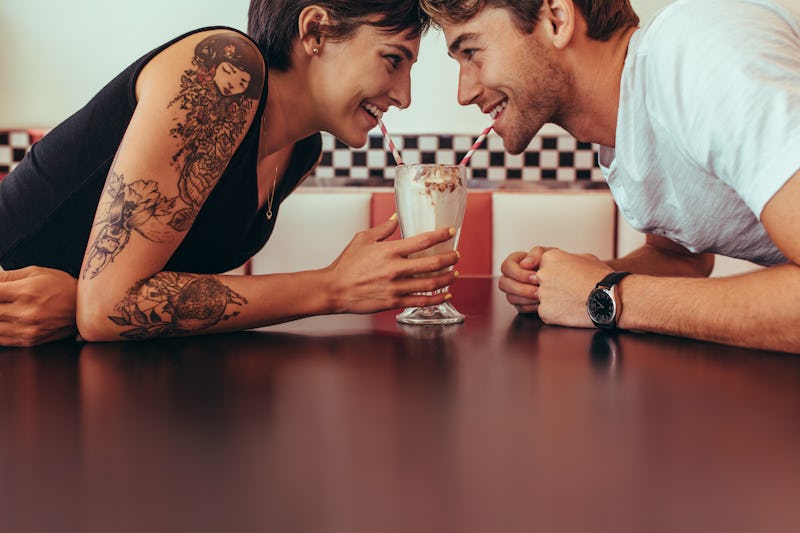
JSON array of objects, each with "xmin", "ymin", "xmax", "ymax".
[
  {"xmin": 266, "ymin": 166, "xmax": 277, "ymax": 220},
  {"xmin": 259, "ymin": 112, "xmax": 279, "ymax": 220}
]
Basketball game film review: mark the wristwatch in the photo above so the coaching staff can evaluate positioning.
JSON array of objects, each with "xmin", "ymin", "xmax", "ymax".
[{"xmin": 586, "ymin": 271, "xmax": 632, "ymax": 329}]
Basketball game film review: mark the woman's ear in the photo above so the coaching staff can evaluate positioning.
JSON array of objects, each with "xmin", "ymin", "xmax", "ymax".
[
  {"xmin": 298, "ymin": 5, "xmax": 329, "ymax": 57},
  {"xmin": 545, "ymin": 0, "xmax": 575, "ymax": 49}
]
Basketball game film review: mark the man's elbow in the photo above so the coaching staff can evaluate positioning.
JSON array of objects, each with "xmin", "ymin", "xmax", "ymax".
[{"xmin": 695, "ymin": 253, "xmax": 715, "ymax": 277}]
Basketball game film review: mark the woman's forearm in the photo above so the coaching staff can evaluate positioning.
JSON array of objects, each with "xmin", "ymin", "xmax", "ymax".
[{"xmin": 76, "ymin": 269, "xmax": 336, "ymax": 342}]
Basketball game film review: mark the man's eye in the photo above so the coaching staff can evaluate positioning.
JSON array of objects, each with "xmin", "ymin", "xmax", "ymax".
[{"xmin": 463, "ymin": 49, "xmax": 476, "ymax": 60}]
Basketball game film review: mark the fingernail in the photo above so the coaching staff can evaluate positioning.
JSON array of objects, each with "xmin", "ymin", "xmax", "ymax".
[
  {"xmin": 529, "ymin": 273, "xmax": 538, "ymax": 283},
  {"xmin": 444, "ymin": 293, "xmax": 453, "ymax": 301},
  {"xmin": 389, "ymin": 212, "xmax": 398, "ymax": 221},
  {"xmin": 448, "ymin": 227, "xmax": 456, "ymax": 237},
  {"xmin": 455, "ymin": 250, "xmax": 461, "ymax": 259},
  {"xmin": 521, "ymin": 257, "xmax": 534, "ymax": 266}
]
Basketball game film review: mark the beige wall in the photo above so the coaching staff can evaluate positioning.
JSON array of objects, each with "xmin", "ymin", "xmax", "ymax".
[{"xmin": 0, "ymin": 0, "xmax": 671, "ymax": 133}]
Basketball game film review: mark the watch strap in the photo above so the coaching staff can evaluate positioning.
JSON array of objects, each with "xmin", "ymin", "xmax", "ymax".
[{"xmin": 595, "ymin": 271, "xmax": 632, "ymax": 289}]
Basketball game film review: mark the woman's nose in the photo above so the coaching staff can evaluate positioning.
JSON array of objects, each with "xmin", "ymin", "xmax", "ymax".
[{"xmin": 389, "ymin": 74, "xmax": 412, "ymax": 110}]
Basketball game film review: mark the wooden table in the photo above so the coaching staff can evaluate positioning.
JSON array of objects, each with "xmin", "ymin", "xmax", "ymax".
[{"xmin": 2, "ymin": 277, "xmax": 799, "ymax": 533}]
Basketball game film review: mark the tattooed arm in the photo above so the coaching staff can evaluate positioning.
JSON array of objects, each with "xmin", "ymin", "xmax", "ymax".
[
  {"xmin": 80, "ymin": 218, "xmax": 460, "ymax": 342},
  {"xmin": 76, "ymin": 29, "xmax": 265, "ymax": 341},
  {"xmin": 75, "ymin": 29, "xmax": 460, "ymax": 342}
]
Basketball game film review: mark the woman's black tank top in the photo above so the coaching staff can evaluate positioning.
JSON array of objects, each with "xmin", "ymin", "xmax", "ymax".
[{"xmin": 0, "ymin": 26, "xmax": 321, "ymax": 277}]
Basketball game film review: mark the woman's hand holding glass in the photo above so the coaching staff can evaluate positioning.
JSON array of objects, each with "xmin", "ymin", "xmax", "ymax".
[{"xmin": 323, "ymin": 215, "xmax": 459, "ymax": 315}]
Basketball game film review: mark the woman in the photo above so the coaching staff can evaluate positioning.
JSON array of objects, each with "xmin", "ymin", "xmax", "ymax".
[{"xmin": 0, "ymin": 0, "xmax": 459, "ymax": 345}]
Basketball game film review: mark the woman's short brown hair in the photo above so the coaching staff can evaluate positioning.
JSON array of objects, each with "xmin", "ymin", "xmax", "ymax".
[{"xmin": 249, "ymin": 0, "xmax": 431, "ymax": 71}]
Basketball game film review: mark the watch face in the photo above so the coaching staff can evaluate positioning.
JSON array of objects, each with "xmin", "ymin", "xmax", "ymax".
[{"xmin": 588, "ymin": 289, "xmax": 616, "ymax": 325}]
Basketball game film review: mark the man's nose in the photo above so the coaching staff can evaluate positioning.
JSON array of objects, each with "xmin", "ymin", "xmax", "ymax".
[{"xmin": 457, "ymin": 67, "xmax": 480, "ymax": 107}]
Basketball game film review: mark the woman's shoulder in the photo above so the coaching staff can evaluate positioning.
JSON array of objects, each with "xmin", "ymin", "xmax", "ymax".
[
  {"xmin": 136, "ymin": 27, "xmax": 266, "ymax": 105},
  {"xmin": 169, "ymin": 27, "xmax": 263, "ymax": 58}
]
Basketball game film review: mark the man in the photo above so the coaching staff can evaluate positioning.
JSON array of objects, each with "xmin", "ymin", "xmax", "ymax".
[{"xmin": 420, "ymin": 0, "xmax": 800, "ymax": 353}]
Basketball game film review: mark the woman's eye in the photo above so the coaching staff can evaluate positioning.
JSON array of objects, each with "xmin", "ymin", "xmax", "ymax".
[{"xmin": 385, "ymin": 54, "xmax": 402, "ymax": 69}]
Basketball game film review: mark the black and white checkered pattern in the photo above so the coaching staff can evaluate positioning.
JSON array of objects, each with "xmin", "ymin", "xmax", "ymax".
[
  {"xmin": 0, "ymin": 131, "xmax": 33, "ymax": 176},
  {"xmin": 312, "ymin": 132, "xmax": 603, "ymax": 182},
  {"xmin": 0, "ymin": 129, "xmax": 603, "ymax": 182}
]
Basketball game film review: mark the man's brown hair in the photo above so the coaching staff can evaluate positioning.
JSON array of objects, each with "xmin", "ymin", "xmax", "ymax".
[{"xmin": 419, "ymin": 0, "xmax": 639, "ymax": 41}]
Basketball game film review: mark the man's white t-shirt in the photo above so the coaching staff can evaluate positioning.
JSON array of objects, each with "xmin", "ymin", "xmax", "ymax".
[{"xmin": 598, "ymin": 0, "xmax": 800, "ymax": 266}]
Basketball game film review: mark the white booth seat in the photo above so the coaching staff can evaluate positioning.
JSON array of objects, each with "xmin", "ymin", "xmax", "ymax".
[
  {"xmin": 249, "ymin": 190, "xmax": 373, "ymax": 275},
  {"xmin": 236, "ymin": 189, "xmax": 761, "ymax": 281},
  {"xmin": 615, "ymin": 212, "xmax": 762, "ymax": 278},
  {"xmin": 491, "ymin": 190, "xmax": 617, "ymax": 276},
  {"xmin": 247, "ymin": 188, "xmax": 619, "ymax": 279}
]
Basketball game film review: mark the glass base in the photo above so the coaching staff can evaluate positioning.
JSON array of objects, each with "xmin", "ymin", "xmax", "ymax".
[{"xmin": 396, "ymin": 302, "xmax": 465, "ymax": 325}]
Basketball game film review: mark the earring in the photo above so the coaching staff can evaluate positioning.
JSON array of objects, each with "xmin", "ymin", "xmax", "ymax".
[{"xmin": 313, "ymin": 48, "xmax": 319, "ymax": 55}]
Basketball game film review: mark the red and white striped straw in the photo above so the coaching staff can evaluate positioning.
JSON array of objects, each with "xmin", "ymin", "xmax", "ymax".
[
  {"xmin": 377, "ymin": 118, "xmax": 404, "ymax": 165},
  {"xmin": 459, "ymin": 123, "xmax": 494, "ymax": 166}
]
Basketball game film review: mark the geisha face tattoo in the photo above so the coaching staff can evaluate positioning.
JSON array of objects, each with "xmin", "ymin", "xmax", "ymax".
[
  {"xmin": 167, "ymin": 34, "xmax": 262, "ymax": 219},
  {"xmin": 81, "ymin": 32, "xmax": 263, "ymax": 282},
  {"xmin": 214, "ymin": 61, "xmax": 252, "ymax": 96}
]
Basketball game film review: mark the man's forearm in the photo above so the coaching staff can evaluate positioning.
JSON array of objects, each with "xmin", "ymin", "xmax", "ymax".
[
  {"xmin": 617, "ymin": 263, "xmax": 800, "ymax": 353},
  {"xmin": 606, "ymin": 243, "xmax": 714, "ymax": 278}
]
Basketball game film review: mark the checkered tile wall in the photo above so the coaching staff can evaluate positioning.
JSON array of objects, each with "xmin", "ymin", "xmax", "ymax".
[
  {"xmin": 0, "ymin": 129, "xmax": 603, "ymax": 182},
  {"xmin": 316, "ymin": 132, "xmax": 603, "ymax": 182},
  {"xmin": 0, "ymin": 131, "xmax": 35, "ymax": 177}
]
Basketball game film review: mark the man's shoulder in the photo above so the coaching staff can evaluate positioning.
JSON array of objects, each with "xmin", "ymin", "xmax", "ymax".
[
  {"xmin": 644, "ymin": 0, "xmax": 798, "ymax": 45},
  {"xmin": 636, "ymin": 0, "xmax": 797, "ymax": 78}
]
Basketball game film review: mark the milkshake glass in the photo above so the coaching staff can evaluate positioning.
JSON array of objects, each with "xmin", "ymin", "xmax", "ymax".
[{"xmin": 394, "ymin": 163, "xmax": 467, "ymax": 325}]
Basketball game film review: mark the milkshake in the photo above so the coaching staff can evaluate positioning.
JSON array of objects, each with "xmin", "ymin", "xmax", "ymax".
[{"xmin": 394, "ymin": 164, "xmax": 468, "ymax": 325}]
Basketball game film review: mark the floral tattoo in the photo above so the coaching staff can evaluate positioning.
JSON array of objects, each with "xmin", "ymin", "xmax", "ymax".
[
  {"xmin": 83, "ymin": 172, "xmax": 177, "ymax": 279},
  {"xmin": 83, "ymin": 33, "xmax": 262, "ymax": 280},
  {"xmin": 167, "ymin": 33, "xmax": 261, "ymax": 228},
  {"xmin": 109, "ymin": 272, "xmax": 247, "ymax": 339}
]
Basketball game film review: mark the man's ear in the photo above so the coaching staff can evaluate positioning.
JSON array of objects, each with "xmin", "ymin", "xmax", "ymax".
[
  {"xmin": 298, "ymin": 5, "xmax": 329, "ymax": 57},
  {"xmin": 544, "ymin": 0, "xmax": 575, "ymax": 49}
]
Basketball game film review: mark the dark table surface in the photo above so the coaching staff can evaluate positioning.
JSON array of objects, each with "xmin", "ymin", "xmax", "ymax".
[{"xmin": 2, "ymin": 277, "xmax": 799, "ymax": 533}]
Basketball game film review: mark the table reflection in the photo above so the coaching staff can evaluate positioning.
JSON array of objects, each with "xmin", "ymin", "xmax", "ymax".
[{"xmin": 2, "ymin": 278, "xmax": 799, "ymax": 533}]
